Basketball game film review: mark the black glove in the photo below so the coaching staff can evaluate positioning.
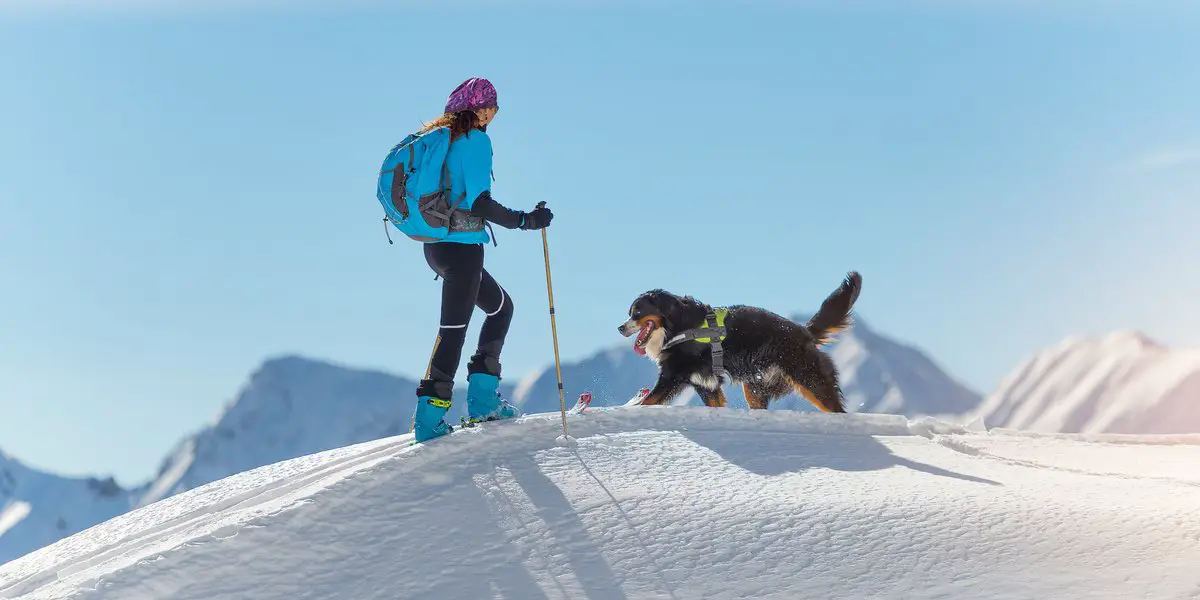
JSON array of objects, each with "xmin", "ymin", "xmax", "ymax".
[{"xmin": 520, "ymin": 204, "xmax": 554, "ymax": 230}]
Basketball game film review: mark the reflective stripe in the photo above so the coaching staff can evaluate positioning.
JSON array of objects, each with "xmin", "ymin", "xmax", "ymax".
[
  {"xmin": 440, "ymin": 323, "xmax": 468, "ymax": 329},
  {"xmin": 693, "ymin": 309, "xmax": 728, "ymax": 343},
  {"xmin": 486, "ymin": 288, "xmax": 507, "ymax": 317}
]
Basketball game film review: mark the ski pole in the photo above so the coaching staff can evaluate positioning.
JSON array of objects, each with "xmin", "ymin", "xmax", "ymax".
[{"xmin": 536, "ymin": 201, "xmax": 571, "ymax": 442}]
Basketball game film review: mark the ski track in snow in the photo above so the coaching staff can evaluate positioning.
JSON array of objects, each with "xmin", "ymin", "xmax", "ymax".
[{"xmin": 1, "ymin": 407, "xmax": 1198, "ymax": 600}]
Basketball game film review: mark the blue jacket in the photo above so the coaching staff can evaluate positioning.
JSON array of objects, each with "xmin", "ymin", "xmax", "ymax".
[{"xmin": 439, "ymin": 128, "xmax": 523, "ymax": 245}]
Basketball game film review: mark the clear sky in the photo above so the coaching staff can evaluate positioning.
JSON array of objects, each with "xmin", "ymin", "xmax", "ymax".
[{"xmin": 2, "ymin": 1, "xmax": 1198, "ymax": 484}]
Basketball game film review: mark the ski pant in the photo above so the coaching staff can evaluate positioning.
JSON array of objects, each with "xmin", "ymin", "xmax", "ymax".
[{"xmin": 416, "ymin": 242, "xmax": 513, "ymax": 400}]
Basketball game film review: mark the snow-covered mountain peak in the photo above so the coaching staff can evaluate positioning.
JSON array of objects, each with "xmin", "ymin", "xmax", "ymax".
[
  {"xmin": 973, "ymin": 332, "xmax": 1200, "ymax": 435},
  {"xmin": 787, "ymin": 311, "xmax": 981, "ymax": 416},
  {"xmin": 1053, "ymin": 330, "xmax": 1163, "ymax": 356},
  {"xmin": 1099, "ymin": 329, "xmax": 1163, "ymax": 351},
  {"xmin": 137, "ymin": 354, "xmax": 418, "ymax": 508}
]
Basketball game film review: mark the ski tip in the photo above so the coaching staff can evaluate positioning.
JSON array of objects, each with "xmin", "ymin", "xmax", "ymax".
[
  {"xmin": 568, "ymin": 391, "xmax": 593, "ymax": 415},
  {"xmin": 625, "ymin": 387, "xmax": 651, "ymax": 406}
]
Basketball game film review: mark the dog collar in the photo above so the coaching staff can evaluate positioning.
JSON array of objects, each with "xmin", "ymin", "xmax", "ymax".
[{"xmin": 661, "ymin": 308, "xmax": 729, "ymax": 378}]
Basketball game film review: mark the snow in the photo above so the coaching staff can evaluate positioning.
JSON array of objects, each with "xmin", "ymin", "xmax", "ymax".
[
  {"xmin": 973, "ymin": 330, "xmax": 1200, "ymax": 434},
  {"xmin": 136, "ymin": 440, "xmax": 193, "ymax": 509},
  {"xmin": 0, "ymin": 453, "xmax": 134, "ymax": 566},
  {"xmin": 0, "ymin": 311, "xmax": 989, "ymax": 565},
  {"xmin": 135, "ymin": 355, "xmax": 518, "ymax": 509},
  {"xmin": 2, "ymin": 407, "xmax": 1197, "ymax": 600},
  {"xmin": 0, "ymin": 504, "xmax": 30, "ymax": 539}
]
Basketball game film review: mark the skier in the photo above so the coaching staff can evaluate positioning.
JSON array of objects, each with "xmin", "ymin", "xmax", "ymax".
[{"xmin": 412, "ymin": 77, "xmax": 554, "ymax": 442}]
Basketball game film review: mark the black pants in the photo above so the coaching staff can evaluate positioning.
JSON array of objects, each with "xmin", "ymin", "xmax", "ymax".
[{"xmin": 416, "ymin": 242, "xmax": 514, "ymax": 399}]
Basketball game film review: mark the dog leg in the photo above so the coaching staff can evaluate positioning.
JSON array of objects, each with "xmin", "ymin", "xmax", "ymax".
[
  {"xmin": 695, "ymin": 385, "xmax": 727, "ymax": 408},
  {"xmin": 785, "ymin": 351, "xmax": 846, "ymax": 413},
  {"xmin": 742, "ymin": 383, "xmax": 769, "ymax": 410},
  {"xmin": 640, "ymin": 371, "xmax": 688, "ymax": 406}
]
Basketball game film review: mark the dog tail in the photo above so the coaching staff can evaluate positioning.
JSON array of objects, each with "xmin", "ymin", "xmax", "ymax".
[{"xmin": 805, "ymin": 271, "xmax": 862, "ymax": 346}]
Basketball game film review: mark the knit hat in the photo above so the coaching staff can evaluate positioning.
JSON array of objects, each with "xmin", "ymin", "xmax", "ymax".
[{"xmin": 444, "ymin": 77, "xmax": 498, "ymax": 114}]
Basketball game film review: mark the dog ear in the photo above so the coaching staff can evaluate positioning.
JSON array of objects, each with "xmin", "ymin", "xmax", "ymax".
[
  {"xmin": 672, "ymin": 294, "xmax": 714, "ymax": 328},
  {"xmin": 640, "ymin": 290, "xmax": 667, "ymax": 312},
  {"xmin": 661, "ymin": 296, "xmax": 686, "ymax": 332},
  {"xmin": 629, "ymin": 291, "xmax": 656, "ymax": 317}
]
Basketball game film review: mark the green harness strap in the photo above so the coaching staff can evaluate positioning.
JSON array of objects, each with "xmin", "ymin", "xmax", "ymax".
[{"xmin": 661, "ymin": 308, "xmax": 729, "ymax": 379}]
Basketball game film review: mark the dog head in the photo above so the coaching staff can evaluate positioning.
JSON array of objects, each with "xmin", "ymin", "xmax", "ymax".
[{"xmin": 618, "ymin": 289, "xmax": 699, "ymax": 358}]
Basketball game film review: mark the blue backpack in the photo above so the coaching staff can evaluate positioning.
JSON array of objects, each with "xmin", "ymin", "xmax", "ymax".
[{"xmin": 376, "ymin": 126, "xmax": 481, "ymax": 243}]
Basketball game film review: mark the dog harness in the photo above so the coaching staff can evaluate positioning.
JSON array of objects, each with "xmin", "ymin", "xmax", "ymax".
[{"xmin": 661, "ymin": 308, "xmax": 729, "ymax": 379}]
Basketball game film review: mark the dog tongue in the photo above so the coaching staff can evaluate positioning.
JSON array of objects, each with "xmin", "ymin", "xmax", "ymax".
[{"xmin": 632, "ymin": 321, "xmax": 654, "ymax": 355}]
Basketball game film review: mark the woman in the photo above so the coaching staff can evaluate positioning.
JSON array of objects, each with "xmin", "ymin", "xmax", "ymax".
[{"xmin": 412, "ymin": 77, "xmax": 553, "ymax": 442}]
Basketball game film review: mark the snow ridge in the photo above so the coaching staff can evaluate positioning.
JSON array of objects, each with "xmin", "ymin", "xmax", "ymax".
[{"xmin": 2, "ymin": 408, "xmax": 1197, "ymax": 600}]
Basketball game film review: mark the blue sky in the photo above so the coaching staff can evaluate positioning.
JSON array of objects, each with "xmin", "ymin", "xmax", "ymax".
[{"xmin": 2, "ymin": 1, "xmax": 1198, "ymax": 484}]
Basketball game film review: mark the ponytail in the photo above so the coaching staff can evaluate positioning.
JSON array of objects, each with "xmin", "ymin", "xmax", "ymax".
[{"xmin": 419, "ymin": 110, "xmax": 482, "ymax": 140}]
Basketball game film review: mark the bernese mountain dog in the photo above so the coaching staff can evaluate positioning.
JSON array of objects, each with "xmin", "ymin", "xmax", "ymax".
[{"xmin": 618, "ymin": 271, "xmax": 862, "ymax": 412}]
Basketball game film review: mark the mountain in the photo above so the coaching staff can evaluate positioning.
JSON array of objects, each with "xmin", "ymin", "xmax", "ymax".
[
  {"xmin": 971, "ymin": 330, "xmax": 1200, "ymax": 435},
  {"xmin": 514, "ymin": 313, "xmax": 983, "ymax": 418},
  {"xmin": 138, "ymin": 355, "xmax": 498, "ymax": 508},
  {"xmin": 0, "ymin": 449, "xmax": 135, "ymax": 566},
  {"xmin": 3, "ymin": 409, "xmax": 1198, "ymax": 600}
]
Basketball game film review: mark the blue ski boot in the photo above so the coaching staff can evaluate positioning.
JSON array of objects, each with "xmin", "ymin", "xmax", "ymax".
[
  {"xmin": 466, "ymin": 373, "xmax": 521, "ymax": 424},
  {"xmin": 413, "ymin": 396, "xmax": 454, "ymax": 443}
]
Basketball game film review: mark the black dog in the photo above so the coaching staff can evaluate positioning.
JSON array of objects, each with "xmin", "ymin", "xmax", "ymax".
[{"xmin": 618, "ymin": 272, "xmax": 862, "ymax": 412}]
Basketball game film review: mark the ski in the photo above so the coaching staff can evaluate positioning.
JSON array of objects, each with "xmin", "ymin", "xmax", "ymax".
[
  {"xmin": 568, "ymin": 392, "xmax": 592, "ymax": 415},
  {"xmin": 625, "ymin": 387, "xmax": 651, "ymax": 406},
  {"xmin": 406, "ymin": 416, "xmax": 490, "ymax": 446}
]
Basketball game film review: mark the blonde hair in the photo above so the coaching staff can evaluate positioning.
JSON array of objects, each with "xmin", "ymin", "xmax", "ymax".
[{"xmin": 418, "ymin": 110, "xmax": 481, "ymax": 141}]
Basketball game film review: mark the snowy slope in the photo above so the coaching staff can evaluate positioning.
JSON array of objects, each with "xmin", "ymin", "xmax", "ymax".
[
  {"xmin": 515, "ymin": 313, "xmax": 981, "ymax": 417},
  {"xmin": 137, "ymin": 355, "xmax": 516, "ymax": 508},
  {"xmin": 0, "ymin": 450, "xmax": 134, "ymax": 566},
  {"xmin": 973, "ymin": 331, "xmax": 1200, "ymax": 434},
  {"xmin": 0, "ymin": 313, "xmax": 980, "ymax": 566},
  {"xmin": 1, "ymin": 408, "xmax": 1197, "ymax": 600}
]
